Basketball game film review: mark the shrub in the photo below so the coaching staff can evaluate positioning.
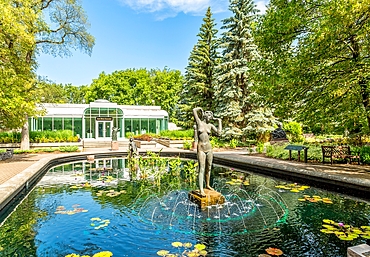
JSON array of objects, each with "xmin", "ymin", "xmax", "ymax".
[
  {"xmin": 360, "ymin": 146, "xmax": 370, "ymax": 165},
  {"xmin": 283, "ymin": 121, "xmax": 304, "ymax": 143},
  {"xmin": 159, "ymin": 129, "xmax": 193, "ymax": 140},
  {"xmin": 229, "ymin": 138, "xmax": 239, "ymax": 149},
  {"xmin": 183, "ymin": 141, "xmax": 192, "ymax": 150},
  {"xmin": 58, "ymin": 146, "xmax": 79, "ymax": 152}
]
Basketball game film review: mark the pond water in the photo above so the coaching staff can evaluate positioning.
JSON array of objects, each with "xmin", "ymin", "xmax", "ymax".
[{"xmin": 0, "ymin": 155, "xmax": 370, "ymax": 257}]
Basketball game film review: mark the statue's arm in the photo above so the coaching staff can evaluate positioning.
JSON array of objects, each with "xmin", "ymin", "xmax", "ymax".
[
  {"xmin": 193, "ymin": 107, "xmax": 202, "ymax": 125},
  {"xmin": 212, "ymin": 118, "xmax": 222, "ymax": 135}
]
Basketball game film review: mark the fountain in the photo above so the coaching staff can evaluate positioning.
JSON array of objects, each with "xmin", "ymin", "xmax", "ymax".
[{"xmin": 135, "ymin": 178, "xmax": 288, "ymax": 236}]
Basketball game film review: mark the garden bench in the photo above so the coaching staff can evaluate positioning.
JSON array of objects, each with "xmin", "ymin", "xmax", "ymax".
[
  {"xmin": 284, "ymin": 145, "xmax": 309, "ymax": 163},
  {"xmin": 0, "ymin": 149, "xmax": 14, "ymax": 161},
  {"xmin": 321, "ymin": 145, "xmax": 360, "ymax": 165}
]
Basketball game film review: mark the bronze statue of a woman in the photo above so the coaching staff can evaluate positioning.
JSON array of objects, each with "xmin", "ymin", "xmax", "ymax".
[{"xmin": 193, "ymin": 107, "xmax": 222, "ymax": 196}]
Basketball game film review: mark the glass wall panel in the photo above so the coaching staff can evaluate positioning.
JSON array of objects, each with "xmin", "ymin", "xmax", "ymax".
[
  {"xmin": 54, "ymin": 118, "xmax": 63, "ymax": 130},
  {"xmin": 43, "ymin": 118, "xmax": 53, "ymax": 131},
  {"xmin": 85, "ymin": 118, "xmax": 93, "ymax": 138},
  {"xmin": 90, "ymin": 108, "xmax": 99, "ymax": 116},
  {"xmin": 132, "ymin": 119, "xmax": 140, "ymax": 135},
  {"xmin": 118, "ymin": 118, "xmax": 123, "ymax": 137},
  {"xmin": 74, "ymin": 118, "xmax": 82, "ymax": 137},
  {"xmin": 99, "ymin": 108, "xmax": 109, "ymax": 116},
  {"xmin": 37, "ymin": 118, "xmax": 43, "ymax": 131},
  {"xmin": 149, "ymin": 119, "xmax": 156, "ymax": 134},
  {"xmin": 124, "ymin": 118, "xmax": 132, "ymax": 137},
  {"xmin": 64, "ymin": 118, "xmax": 72, "ymax": 130},
  {"xmin": 141, "ymin": 119, "xmax": 148, "ymax": 134}
]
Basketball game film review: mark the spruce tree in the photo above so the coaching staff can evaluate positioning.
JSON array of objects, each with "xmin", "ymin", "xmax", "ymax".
[
  {"xmin": 178, "ymin": 7, "xmax": 219, "ymax": 128},
  {"xmin": 215, "ymin": 0, "xmax": 262, "ymax": 138}
]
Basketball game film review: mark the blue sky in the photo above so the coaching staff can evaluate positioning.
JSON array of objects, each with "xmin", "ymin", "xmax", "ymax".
[{"xmin": 36, "ymin": 0, "xmax": 268, "ymax": 86}]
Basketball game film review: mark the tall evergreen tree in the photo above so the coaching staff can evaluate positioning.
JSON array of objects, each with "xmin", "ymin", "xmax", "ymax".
[
  {"xmin": 178, "ymin": 7, "xmax": 219, "ymax": 128},
  {"xmin": 215, "ymin": 0, "xmax": 264, "ymax": 138}
]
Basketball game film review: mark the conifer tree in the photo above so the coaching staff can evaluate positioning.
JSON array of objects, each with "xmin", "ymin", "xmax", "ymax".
[
  {"xmin": 215, "ymin": 0, "xmax": 264, "ymax": 138},
  {"xmin": 178, "ymin": 7, "xmax": 219, "ymax": 128}
]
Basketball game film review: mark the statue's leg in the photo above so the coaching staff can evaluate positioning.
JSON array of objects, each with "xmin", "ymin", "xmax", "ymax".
[
  {"xmin": 197, "ymin": 151, "xmax": 206, "ymax": 196},
  {"xmin": 205, "ymin": 151, "xmax": 214, "ymax": 191}
]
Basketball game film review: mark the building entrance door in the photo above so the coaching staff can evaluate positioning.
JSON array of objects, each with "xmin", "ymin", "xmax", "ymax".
[{"xmin": 96, "ymin": 121, "xmax": 112, "ymax": 139}]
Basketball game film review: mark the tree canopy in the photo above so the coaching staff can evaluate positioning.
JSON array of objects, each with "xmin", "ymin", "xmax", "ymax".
[{"xmin": 254, "ymin": 0, "xmax": 370, "ymax": 135}]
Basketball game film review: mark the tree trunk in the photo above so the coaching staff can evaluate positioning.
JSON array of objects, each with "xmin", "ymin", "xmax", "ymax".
[{"xmin": 20, "ymin": 117, "xmax": 30, "ymax": 150}]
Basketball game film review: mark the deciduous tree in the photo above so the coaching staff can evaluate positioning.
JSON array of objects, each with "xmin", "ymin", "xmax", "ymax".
[{"xmin": 255, "ymin": 0, "xmax": 370, "ymax": 135}]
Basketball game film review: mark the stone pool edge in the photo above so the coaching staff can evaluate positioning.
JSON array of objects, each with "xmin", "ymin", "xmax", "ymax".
[{"xmin": 1, "ymin": 149, "xmax": 370, "ymax": 219}]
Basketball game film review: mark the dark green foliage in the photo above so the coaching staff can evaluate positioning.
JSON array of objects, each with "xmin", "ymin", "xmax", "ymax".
[
  {"xmin": 360, "ymin": 146, "xmax": 370, "ymax": 165},
  {"xmin": 179, "ymin": 7, "xmax": 220, "ymax": 128}
]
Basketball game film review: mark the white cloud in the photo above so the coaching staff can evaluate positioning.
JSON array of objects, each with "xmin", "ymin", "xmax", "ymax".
[
  {"xmin": 117, "ymin": 0, "xmax": 269, "ymax": 19},
  {"xmin": 118, "ymin": 0, "xmax": 228, "ymax": 17},
  {"xmin": 255, "ymin": 0, "xmax": 268, "ymax": 14}
]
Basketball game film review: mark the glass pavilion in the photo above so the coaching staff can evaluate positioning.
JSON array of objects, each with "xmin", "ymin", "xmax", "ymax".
[{"xmin": 29, "ymin": 100, "xmax": 169, "ymax": 140}]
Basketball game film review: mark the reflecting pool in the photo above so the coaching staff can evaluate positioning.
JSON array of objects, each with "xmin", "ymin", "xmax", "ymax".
[{"xmin": 0, "ymin": 155, "xmax": 370, "ymax": 257}]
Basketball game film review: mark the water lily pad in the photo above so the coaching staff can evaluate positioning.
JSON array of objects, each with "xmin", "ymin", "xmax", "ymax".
[
  {"xmin": 65, "ymin": 254, "xmax": 80, "ymax": 257},
  {"xmin": 199, "ymin": 250, "xmax": 207, "ymax": 256},
  {"xmin": 157, "ymin": 250, "xmax": 169, "ymax": 256},
  {"xmin": 298, "ymin": 198, "xmax": 306, "ymax": 201},
  {"xmin": 194, "ymin": 244, "xmax": 206, "ymax": 251},
  {"xmin": 183, "ymin": 242, "xmax": 193, "ymax": 248},
  {"xmin": 322, "ymin": 224, "xmax": 335, "ymax": 230},
  {"xmin": 320, "ymin": 229, "xmax": 335, "ymax": 234},
  {"xmin": 323, "ymin": 219, "xmax": 335, "ymax": 224},
  {"xmin": 322, "ymin": 199, "xmax": 333, "ymax": 204},
  {"xmin": 265, "ymin": 247, "xmax": 283, "ymax": 256},
  {"xmin": 172, "ymin": 242, "xmax": 183, "ymax": 247},
  {"xmin": 92, "ymin": 251, "xmax": 113, "ymax": 257},
  {"xmin": 258, "ymin": 255, "xmax": 271, "ymax": 257},
  {"xmin": 187, "ymin": 251, "xmax": 200, "ymax": 257}
]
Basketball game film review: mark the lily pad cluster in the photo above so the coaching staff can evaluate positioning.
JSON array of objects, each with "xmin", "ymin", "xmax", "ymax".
[
  {"xmin": 258, "ymin": 247, "xmax": 284, "ymax": 256},
  {"xmin": 65, "ymin": 251, "xmax": 113, "ymax": 257},
  {"xmin": 275, "ymin": 183, "xmax": 310, "ymax": 193},
  {"xmin": 157, "ymin": 242, "xmax": 207, "ymax": 257},
  {"xmin": 225, "ymin": 178, "xmax": 249, "ymax": 186},
  {"xmin": 54, "ymin": 204, "xmax": 88, "ymax": 215},
  {"xmin": 298, "ymin": 195, "xmax": 333, "ymax": 204},
  {"xmin": 95, "ymin": 189, "xmax": 126, "ymax": 197},
  {"xmin": 70, "ymin": 183, "xmax": 92, "ymax": 189},
  {"xmin": 320, "ymin": 219, "xmax": 370, "ymax": 241},
  {"xmin": 90, "ymin": 217, "xmax": 110, "ymax": 230},
  {"xmin": 97, "ymin": 175, "xmax": 114, "ymax": 183}
]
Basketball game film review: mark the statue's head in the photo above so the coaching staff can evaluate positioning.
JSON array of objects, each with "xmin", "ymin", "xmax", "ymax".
[
  {"xmin": 203, "ymin": 111, "xmax": 213, "ymax": 122},
  {"xmin": 129, "ymin": 137, "xmax": 134, "ymax": 142}
]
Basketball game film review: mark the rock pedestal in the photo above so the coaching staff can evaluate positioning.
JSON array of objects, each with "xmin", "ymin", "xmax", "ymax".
[
  {"xmin": 188, "ymin": 189, "xmax": 225, "ymax": 208},
  {"xmin": 111, "ymin": 141, "xmax": 119, "ymax": 151}
]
